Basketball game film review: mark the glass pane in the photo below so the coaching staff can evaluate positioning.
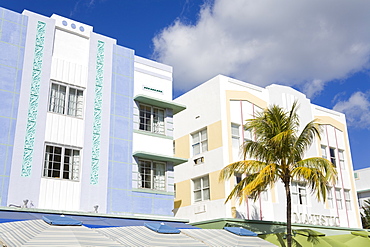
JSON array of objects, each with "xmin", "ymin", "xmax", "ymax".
[
  {"xmin": 203, "ymin": 188, "xmax": 210, "ymax": 200},
  {"xmin": 231, "ymin": 124, "xmax": 239, "ymax": 136},
  {"xmin": 292, "ymin": 194, "xmax": 298, "ymax": 204},
  {"xmin": 194, "ymin": 178, "xmax": 201, "ymax": 190},
  {"xmin": 291, "ymin": 183, "xmax": 297, "ymax": 193},
  {"xmin": 203, "ymin": 176, "xmax": 209, "ymax": 188},
  {"xmin": 194, "ymin": 191, "xmax": 201, "ymax": 201},
  {"xmin": 139, "ymin": 105, "xmax": 152, "ymax": 131},
  {"xmin": 192, "ymin": 133, "xmax": 200, "ymax": 144},
  {"xmin": 153, "ymin": 162, "xmax": 166, "ymax": 190},
  {"xmin": 201, "ymin": 141, "xmax": 208, "ymax": 152},
  {"xmin": 335, "ymin": 189, "xmax": 341, "ymax": 199},
  {"xmin": 193, "ymin": 143, "xmax": 200, "ymax": 155},
  {"xmin": 153, "ymin": 108, "xmax": 165, "ymax": 134},
  {"xmin": 244, "ymin": 129, "xmax": 252, "ymax": 140},
  {"xmin": 201, "ymin": 129, "xmax": 207, "ymax": 141}
]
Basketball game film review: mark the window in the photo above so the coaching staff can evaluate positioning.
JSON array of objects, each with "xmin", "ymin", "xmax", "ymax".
[
  {"xmin": 235, "ymin": 173, "xmax": 242, "ymax": 185},
  {"xmin": 193, "ymin": 176, "xmax": 210, "ymax": 202},
  {"xmin": 231, "ymin": 124, "xmax": 240, "ymax": 160},
  {"xmin": 321, "ymin": 145, "xmax": 327, "ymax": 159},
  {"xmin": 261, "ymin": 190, "xmax": 268, "ymax": 201},
  {"xmin": 192, "ymin": 129, "xmax": 208, "ymax": 155},
  {"xmin": 138, "ymin": 159, "xmax": 166, "ymax": 191},
  {"xmin": 329, "ymin": 147, "xmax": 336, "ymax": 167},
  {"xmin": 327, "ymin": 187, "xmax": 334, "ymax": 208},
  {"xmin": 139, "ymin": 104, "xmax": 165, "ymax": 135},
  {"xmin": 354, "ymin": 172, "xmax": 359, "ymax": 180},
  {"xmin": 43, "ymin": 144, "xmax": 80, "ymax": 181},
  {"xmin": 292, "ymin": 182, "xmax": 307, "ymax": 205},
  {"xmin": 244, "ymin": 128, "xmax": 252, "ymax": 142},
  {"xmin": 49, "ymin": 82, "xmax": 83, "ymax": 117},
  {"xmin": 344, "ymin": 189, "xmax": 351, "ymax": 210},
  {"xmin": 339, "ymin": 150, "xmax": 345, "ymax": 170},
  {"xmin": 336, "ymin": 188, "xmax": 342, "ymax": 209}
]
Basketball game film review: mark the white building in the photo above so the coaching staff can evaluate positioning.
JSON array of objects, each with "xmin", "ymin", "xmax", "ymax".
[
  {"xmin": 173, "ymin": 75, "xmax": 361, "ymax": 228},
  {"xmin": 354, "ymin": 168, "xmax": 370, "ymax": 209},
  {"xmin": 0, "ymin": 8, "xmax": 186, "ymax": 216}
]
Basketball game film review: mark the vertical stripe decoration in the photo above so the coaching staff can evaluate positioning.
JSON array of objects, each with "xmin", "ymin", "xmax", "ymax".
[
  {"xmin": 21, "ymin": 21, "xmax": 46, "ymax": 177},
  {"xmin": 90, "ymin": 40, "xmax": 105, "ymax": 185}
]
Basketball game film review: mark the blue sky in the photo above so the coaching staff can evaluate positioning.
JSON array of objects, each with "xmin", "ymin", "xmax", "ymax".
[{"xmin": 2, "ymin": 0, "xmax": 370, "ymax": 170}]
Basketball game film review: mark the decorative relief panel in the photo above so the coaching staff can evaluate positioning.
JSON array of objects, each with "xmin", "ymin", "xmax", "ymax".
[
  {"xmin": 21, "ymin": 21, "xmax": 46, "ymax": 177},
  {"xmin": 90, "ymin": 40, "xmax": 105, "ymax": 185}
]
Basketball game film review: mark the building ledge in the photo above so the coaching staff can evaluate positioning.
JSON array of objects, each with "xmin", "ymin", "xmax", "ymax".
[
  {"xmin": 134, "ymin": 94, "xmax": 186, "ymax": 114},
  {"xmin": 133, "ymin": 129, "xmax": 173, "ymax": 140},
  {"xmin": 132, "ymin": 188, "xmax": 174, "ymax": 196},
  {"xmin": 133, "ymin": 151, "xmax": 187, "ymax": 166}
]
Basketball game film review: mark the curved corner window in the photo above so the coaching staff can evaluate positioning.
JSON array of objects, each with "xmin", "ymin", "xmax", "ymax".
[
  {"xmin": 139, "ymin": 104, "xmax": 165, "ymax": 135},
  {"xmin": 138, "ymin": 159, "xmax": 166, "ymax": 191}
]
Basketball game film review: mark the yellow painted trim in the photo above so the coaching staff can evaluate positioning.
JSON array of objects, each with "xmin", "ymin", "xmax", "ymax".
[
  {"xmin": 174, "ymin": 135, "xmax": 190, "ymax": 159},
  {"xmin": 315, "ymin": 116, "xmax": 345, "ymax": 132},
  {"xmin": 270, "ymin": 184, "xmax": 277, "ymax": 203},
  {"xmin": 226, "ymin": 90, "xmax": 267, "ymax": 109},
  {"xmin": 174, "ymin": 180, "xmax": 191, "ymax": 208},
  {"xmin": 208, "ymin": 121, "xmax": 223, "ymax": 151},
  {"xmin": 225, "ymin": 90, "xmax": 267, "ymax": 163},
  {"xmin": 230, "ymin": 179, "xmax": 236, "ymax": 207},
  {"xmin": 209, "ymin": 170, "xmax": 225, "ymax": 201}
]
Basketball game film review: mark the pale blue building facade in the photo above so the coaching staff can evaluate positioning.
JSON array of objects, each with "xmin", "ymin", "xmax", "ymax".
[{"xmin": 0, "ymin": 8, "xmax": 185, "ymax": 216}]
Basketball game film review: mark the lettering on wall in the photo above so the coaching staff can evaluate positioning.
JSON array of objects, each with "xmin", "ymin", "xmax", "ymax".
[
  {"xmin": 293, "ymin": 212, "xmax": 340, "ymax": 227},
  {"xmin": 143, "ymin": 86, "xmax": 163, "ymax": 94}
]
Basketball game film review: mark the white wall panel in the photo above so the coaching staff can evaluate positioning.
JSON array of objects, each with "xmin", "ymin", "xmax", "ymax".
[
  {"xmin": 39, "ymin": 178, "xmax": 80, "ymax": 211},
  {"xmin": 133, "ymin": 132, "xmax": 173, "ymax": 156},
  {"xmin": 45, "ymin": 113, "xmax": 84, "ymax": 147},
  {"xmin": 50, "ymin": 57, "xmax": 87, "ymax": 87}
]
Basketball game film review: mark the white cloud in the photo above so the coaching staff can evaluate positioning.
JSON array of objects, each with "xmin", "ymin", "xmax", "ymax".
[
  {"xmin": 152, "ymin": 0, "xmax": 370, "ymax": 96},
  {"xmin": 333, "ymin": 91, "xmax": 370, "ymax": 129}
]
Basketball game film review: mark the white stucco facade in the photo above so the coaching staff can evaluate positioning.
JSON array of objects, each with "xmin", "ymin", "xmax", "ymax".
[
  {"xmin": 354, "ymin": 168, "xmax": 370, "ymax": 209},
  {"xmin": 173, "ymin": 75, "xmax": 361, "ymax": 228}
]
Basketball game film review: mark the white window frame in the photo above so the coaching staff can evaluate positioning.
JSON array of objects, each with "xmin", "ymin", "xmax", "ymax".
[
  {"xmin": 336, "ymin": 188, "xmax": 343, "ymax": 209},
  {"xmin": 291, "ymin": 182, "xmax": 307, "ymax": 205},
  {"xmin": 48, "ymin": 81, "xmax": 84, "ymax": 118},
  {"xmin": 43, "ymin": 144, "xmax": 80, "ymax": 181},
  {"xmin": 261, "ymin": 190, "xmax": 269, "ymax": 201},
  {"xmin": 193, "ymin": 175, "xmax": 210, "ymax": 202},
  {"xmin": 339, "ymin": 150, "xmax": 345, "ymax": 170},
  {"xmin": 192, "ymin": 128, "xmax": 208, "ymax": 155},
  {"xmin": 137, "ymin": 159, "xmax": 166, "ymax": 191},
  {"xmin": 329, "ymin": 147, "xmax": 337, "ymax": 167},
  {"xmin": 321, "ymin": 145, "xmax": 327, "ymax": 159},
  {"xmin": 139, "ymin": 104, "xmax": 165, "ymax": 135},
  {"xmin": 327, "ymin": 187, "xmax": 334, "ymax": 208},
  {"xmin": 344, "ymin": 189, "xmax": 351, "ymax": 210},
  {"xmin": 231, "ymin": 123, "xmax": 241, "ymax": 160}
]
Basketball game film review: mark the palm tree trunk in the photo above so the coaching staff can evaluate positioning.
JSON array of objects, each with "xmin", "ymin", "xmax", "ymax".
[{"xmin": 284, "ymin": 181, "xmax": 292, "ymax": 247}]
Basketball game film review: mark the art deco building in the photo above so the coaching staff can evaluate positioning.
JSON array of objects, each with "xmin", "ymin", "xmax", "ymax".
[
  {"xmin": 0, "ymin": 8, "xmax": 186, "ymax": 216},
  {"xmin": 173, "ymin": 75, "xmax": 361, "ymax": 228}
]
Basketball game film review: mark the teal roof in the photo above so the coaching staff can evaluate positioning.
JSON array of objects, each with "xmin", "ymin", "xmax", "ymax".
[
  {"xmin": 133, "ymin": 151, "xmax": 187, "ymax": 166},
  {"xmin": 134, "ymin": 94, "xmax": 186, "ymax": 114}
]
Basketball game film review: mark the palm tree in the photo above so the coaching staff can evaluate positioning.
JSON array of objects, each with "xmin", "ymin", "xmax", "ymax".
[
  {"xmin": 220, "ymin": 102, "xmax": 337, "ymax": 247},
  {"xmin": 361, "ymin": 199, "xmax": 370, "ymax": 229}
]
